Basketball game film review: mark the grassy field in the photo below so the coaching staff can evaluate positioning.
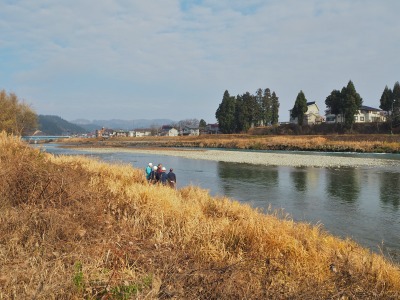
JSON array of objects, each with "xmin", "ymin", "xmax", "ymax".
[
  {"xmin": 66, "ymin": 133, "xmax": 400, "ymax": 153},
  {"xmin": 1, "ymin": 132, "xmax": 400, "ymax": 299}
]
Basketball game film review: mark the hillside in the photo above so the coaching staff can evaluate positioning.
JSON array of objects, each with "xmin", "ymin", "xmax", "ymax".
[
  {"xmin": 38, "ymin": 115, "xmax": 87, "ymax": 135},
  {"xmin": 1, "ymin": 133, "xmax": 400, "ymax": 299},
  {"xmin": 71, "ymin": 118, "xmax": 175, "ymax": 130}
]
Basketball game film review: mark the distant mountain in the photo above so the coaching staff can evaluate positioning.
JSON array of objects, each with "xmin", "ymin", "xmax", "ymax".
[
  {"xmin": 38, "ymin": 115, "xmax": 87, "ymax": 135},
  {"xmin": 70, "ymin": 119, "xmax": 175, "ymax": 130}
]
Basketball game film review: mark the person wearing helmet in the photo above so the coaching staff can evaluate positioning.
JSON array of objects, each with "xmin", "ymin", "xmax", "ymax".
[
  {"xmin": 160, "ymin": 167, "xmax": 168, "ymax": 185},
  {"xmin": 145, "ymin": 162, "xmax": 153, "ymax": 181},
  {"xmin": 150, "ymin": 165, "xmax": 158, "ymax": 184}
]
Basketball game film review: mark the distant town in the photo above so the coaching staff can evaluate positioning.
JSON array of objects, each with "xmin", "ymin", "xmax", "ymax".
[{"xmin": 91, "ymin": 123, "xmax": 220, "ymax": 139}]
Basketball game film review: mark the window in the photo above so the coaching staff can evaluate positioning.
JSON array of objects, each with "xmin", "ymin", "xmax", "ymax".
[{"xmin": 360, "ymin": 117, "xmax": 365, "ymax": 122}]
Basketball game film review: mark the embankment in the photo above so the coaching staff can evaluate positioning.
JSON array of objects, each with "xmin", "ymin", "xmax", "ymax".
[{"xmin": 1, "ymin": 132, "xmax": 400, "ymax": 299}]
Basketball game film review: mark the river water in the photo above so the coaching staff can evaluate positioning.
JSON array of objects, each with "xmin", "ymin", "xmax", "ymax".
[{"xmin": 37, "ymin": 144, "xmax": 400, "ymax": 260}]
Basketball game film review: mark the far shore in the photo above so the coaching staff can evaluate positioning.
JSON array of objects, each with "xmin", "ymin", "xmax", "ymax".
[{"xmin": 66, "ymin": 145, "xmax": 400, "ymax": 168}]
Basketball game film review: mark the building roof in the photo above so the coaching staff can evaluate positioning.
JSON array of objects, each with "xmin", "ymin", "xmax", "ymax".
[
  {"xmin": 184, "ymin": 125, "xmax": 199, "ymax": 129},
  {"xmin": 161, "ymin": 125, "xmax": 176, "ymax": 131},
  {"xmin": 360, "ymin": 105, "xmax": 382, "ymax": 112}
]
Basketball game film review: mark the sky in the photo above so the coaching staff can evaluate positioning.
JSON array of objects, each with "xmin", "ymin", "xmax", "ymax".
[{"xmin": 1, "ymin": 0, "xmax": 399, "ymax": 124}]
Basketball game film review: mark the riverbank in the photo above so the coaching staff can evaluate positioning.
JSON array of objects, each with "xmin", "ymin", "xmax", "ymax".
[
  {"xmin": 66, "ymin": 146, "xmax": 400, "ymax": 168},
  {"xmin": 2, "ymin": 133, "xmax": 400, "ymax": 298},
  {"xmin": 64, "ymin": 134, "xmax": 400, "ymax": 153}
]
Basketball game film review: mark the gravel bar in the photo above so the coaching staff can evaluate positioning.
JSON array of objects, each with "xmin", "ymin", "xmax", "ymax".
[{"xmin": 73, "ymin": 147, "xmax": 400, "ymax": 168}]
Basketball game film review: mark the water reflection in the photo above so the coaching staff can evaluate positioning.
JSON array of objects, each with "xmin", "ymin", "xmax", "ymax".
[
  {"xmin": 380, "ymin": 172, "xmax": 400, "ymax": 209},
  {"xmin": 290, "ymin": 168, "xmax": 308, "ymax": 193},
  {"xmin": 217, "ymin": 161, "xmax": 279, "ymax": 204},
  {"xmin": 326, "ymin": 168, "xmax": 360, "ymax": 203}
]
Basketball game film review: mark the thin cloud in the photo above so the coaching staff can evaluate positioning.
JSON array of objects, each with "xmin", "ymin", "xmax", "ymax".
[{"xmin": 0, "ymin": 0, "xmax": 399, "ymax": 121}]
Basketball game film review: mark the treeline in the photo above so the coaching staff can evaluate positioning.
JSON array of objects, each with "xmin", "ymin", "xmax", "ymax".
[
  {"xmin": 0, "ymin": 89, "xmax": 37, "ymax": 135},
  {"xmin": 290, "ymin": 80, "xmax": 362, "ymax": 128},
  {"xmin": 380, "ymin": 81, "xmax": 400, "ymax": 129},
  {"xmin": 215, "ymin": 89, "xmax": 279, "ymax": 133}
]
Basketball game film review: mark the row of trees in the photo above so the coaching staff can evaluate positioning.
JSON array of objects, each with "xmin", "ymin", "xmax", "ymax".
[
  {"xmin": 290, "ymin": 80, "xmax": 363, "ymax": 128},
  {"xmin": 215, "ymin": 88, "xmax": 280, "ymax": 133},
  {"xmin": 0, "ymin": 89, "xmax": 38, "ymax": 135},
  {"xmin": 290, "ymin": 80, "xmax": 400, "ymax": 130},
  {"xmin": 380, "ymin": 81, "xmax": 400, "ymax": 130},
  {"xmin": 324, "ymin": 80, "xmax": 363, "ymax": 128}
]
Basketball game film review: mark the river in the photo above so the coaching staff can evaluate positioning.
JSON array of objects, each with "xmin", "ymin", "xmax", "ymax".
[{"xmin": 37, "ymin": 144, "xmax": 400, "ymax": 260}]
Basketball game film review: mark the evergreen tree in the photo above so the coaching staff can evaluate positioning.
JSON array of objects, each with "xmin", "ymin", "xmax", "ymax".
[
  {"xmin": 255, "ymin": 88, "xmax": 264, "ymax": 126},
  {"xmin": 393, "ymin": 82, "xmax": 400, "ymax": 110},
  {"xmin": 325, "ymin": 89, "xmax": 343, "ymax": 122},
  {"xmin": 342, "ymin": 80, "xmax": 363, "ymax": 128},
  {"xmin": 379, "ymin": 85, "xmax": 393, "ymax": 114},
  {"xmin": 263, "ymin": 88, "xmax": 272, "ymax": 125},
  {"xmin": 271, "ymin": 91, "xmax": 280, "ymax": 125},
  {"xmin": 235, "ymin": 92, "xmax": 256, "ymax": 131},
  {"xmin": 244, "ymin": 92, "xmax": 260, "ymax": 128},
  {"xmin": 392, "ymin": 81, "xmax": 400, "ymax": 126},
  {"xmin": 215, "ymin": 90, "xmax": 236, "ymax": 133},
  {"xmin": 234, "ymin": 94, "xmax": 245, "ymax": 132},
  {"xmin": 291, "ymin": 90, "xmax": 308, "ymax": 126},
  {"xmin": 199, "ymin": 119, "xmax": 207, "ymax": 129}
]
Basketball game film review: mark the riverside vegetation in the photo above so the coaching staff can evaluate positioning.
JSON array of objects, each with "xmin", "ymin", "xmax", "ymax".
[
  {"xmin": 1, "ymin": 132, "xmax": 400, "ymax": 299},
  {"xmin": 66, "ymin": 133, "xmax": 400, "ymax": 153}
]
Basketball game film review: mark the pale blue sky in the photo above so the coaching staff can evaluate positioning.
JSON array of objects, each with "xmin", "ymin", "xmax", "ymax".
[{"xmin": 1, "ymin": 0, "xmax": 399, "ymax": 123}]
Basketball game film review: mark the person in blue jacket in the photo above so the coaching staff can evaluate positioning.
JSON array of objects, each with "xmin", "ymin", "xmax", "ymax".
[{"xmin": 145, "ymin": 163, "xmax": 153, "ymax": 181}]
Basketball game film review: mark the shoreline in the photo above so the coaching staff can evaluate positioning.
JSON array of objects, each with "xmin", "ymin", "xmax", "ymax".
[{"xmin": 65, "ymin": 146, "xmax": 400, "ymax": 168}]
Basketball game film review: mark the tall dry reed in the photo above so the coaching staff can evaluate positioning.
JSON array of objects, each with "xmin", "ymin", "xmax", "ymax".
[{"xmin": 1, "ymin": 132, "xmax": 400, "ymax": 299}]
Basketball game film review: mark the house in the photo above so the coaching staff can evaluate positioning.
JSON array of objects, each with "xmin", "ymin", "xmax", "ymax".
[
  {"xmin": 290, "ymin": 101, "xmax": 323, "ymax": 125},
  {"xmin": 133, "ymin": 129, "xmax": 152, "ymax": 137},
  {"xmin": 355, "ymin": 106, "xmax": 386, "ymax": 123},
  {"xmin": 325, "ymin": 105, "xmax": 386, "ymax": 124},
  {"xmin": 160, "ymin": 125, "xmax": 179, "ymax": 137},
  {"xmin": 182, "ymin": 125, "xmax": 200, "ymax": 136},
  {"xmin": 205, "ymin": 123, "xmax": 220, "ymax": 134},
  {"xmin": 96, "ymin": 127, "xmax": 114, "ymax": 138},
  {"xmin": 113, "ymin": 130, "xmax": 129, "ymax": 137}
]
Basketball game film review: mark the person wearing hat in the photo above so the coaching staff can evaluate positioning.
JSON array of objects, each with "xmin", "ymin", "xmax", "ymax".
[
  {"xmin": 145, "ymin": 163, "xmax": 153, "ymax": 181},
  {"xmin": 167, "ymin": 168, "xmax": 176, "ymax": 189},
  {"xmin": 160, "ymin": 167, "xmax": 168, "ymax": 185},
  {"xmin": 150, "ymin": 165, "xmax": 158, "ymax": 184}
]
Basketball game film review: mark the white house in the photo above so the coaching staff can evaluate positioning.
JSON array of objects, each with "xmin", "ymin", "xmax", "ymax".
[
  {"xmin": 182, "ymin": 125, "xmax": 200, "ymax": 136},
  {"xmin": 290, "ymin": 101, "xmax": 323, "ymax": 125},
  {"xmin": 134, "ymin": 129, "xmax": 152, "ymax": 137},
  {"xmin": 114, "ymin": 130, "xmax": 129, "ymax": 137},
  {"xmin": 355, "ymin": 106, "xmax": 386, "ymax": 123},
  {"xmin": 325, "ymin": 106, "xmax": 386, "ymax": 124},
  {"xmin": 160, "ymin": 125, "xmax": 179, "ymax": 136}
]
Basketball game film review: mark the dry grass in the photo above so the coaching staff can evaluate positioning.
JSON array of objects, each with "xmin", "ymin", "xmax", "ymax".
[
  {"xmin": 64, "ymin": 134, "xmax": 400, "ymax": 153},
  {"xmin": 1, "ymin": 132, "xmax": 400, "ymax": 299}
]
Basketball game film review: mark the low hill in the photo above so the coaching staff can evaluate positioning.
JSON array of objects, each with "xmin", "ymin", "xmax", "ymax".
[
  {"xmin": 71, "ymin": 118, "xmax": 175, "ymax": 130},
  {"xmin": 1, "ymin": 133, "xmax": 400, "ymax": 299},
  {"xmin": 38, "ymin": 115, "xmax": 87, "ymax": 135}
]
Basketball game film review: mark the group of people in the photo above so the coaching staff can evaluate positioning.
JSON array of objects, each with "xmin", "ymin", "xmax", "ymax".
[{"xmin": 145, "ymin": 162, "xmax": 176, "ymax": 188}]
